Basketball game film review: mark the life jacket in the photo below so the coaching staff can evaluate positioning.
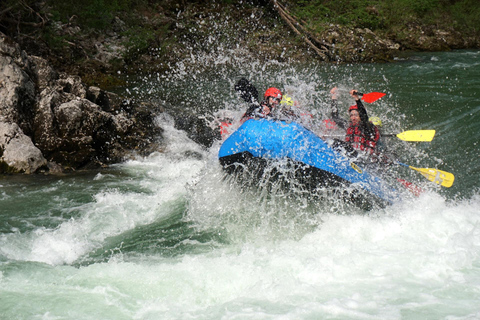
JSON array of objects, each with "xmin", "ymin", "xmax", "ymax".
[
  {"xmin": 323, "ymin": 119, "xmax": 338, "ymax": 130},
  {"xmin": 220, "ymin": 121, "xmax": 233, "ymax": 139},
  {"xmin": 345, "ymin": 123, "xmax": 380, "ymax": 154}
]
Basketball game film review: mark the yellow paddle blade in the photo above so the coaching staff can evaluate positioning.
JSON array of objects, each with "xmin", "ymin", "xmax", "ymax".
[
  {"xmin": 409, "ymin": 166, "xmax": 455, "ymax": 188},
  {"xmin": 396, "ymin": 130, "xmax": 436, "ymax": 142}
]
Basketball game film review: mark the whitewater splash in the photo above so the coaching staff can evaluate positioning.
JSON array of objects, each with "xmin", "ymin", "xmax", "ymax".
[
  {"xmin": 0, "ymin": 114, "xmax": 469, "ymax": 266},
  {"xmin": 1, "ymin": 110, "xmax": 480, "ymax": 319},
  {"xmin": 2, "ymin": 48, "xmax": 480, "ymax": 318}
]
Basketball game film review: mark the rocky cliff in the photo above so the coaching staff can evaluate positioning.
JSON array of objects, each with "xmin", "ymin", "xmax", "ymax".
[{"xmin": 0, "ymin": 32, "xmax": 163, "ymax": 174}]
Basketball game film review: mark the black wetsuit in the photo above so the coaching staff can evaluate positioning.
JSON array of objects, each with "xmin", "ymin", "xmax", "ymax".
[{"xmin": 330, "ymin": 98, "xmax": 349, "ymax": 130}]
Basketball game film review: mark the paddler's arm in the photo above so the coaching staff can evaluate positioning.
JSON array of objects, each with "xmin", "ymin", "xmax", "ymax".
[
  {"xmin": 351, "ymin": 89, "xmax": 380, "ymax": 145},
  {"xmin": 242, "ymin": 102, "xmax": 262, "ymax": 118},
  {"xmin": 330, "ymin": 87, "xmax": 348, "ymax": 129}
]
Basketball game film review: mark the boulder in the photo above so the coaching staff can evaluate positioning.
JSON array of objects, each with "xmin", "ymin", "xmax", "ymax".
[
  {"xmin": 0, "ymin": 34, "xmax": 36, "ymax": 135},
  {"xmin": 0, "ymin": 118, "xmax": 47, "ymax": 173},
  {"xmin": 0, "ymin": 31, "xmax": 164, "ymax": 174}
]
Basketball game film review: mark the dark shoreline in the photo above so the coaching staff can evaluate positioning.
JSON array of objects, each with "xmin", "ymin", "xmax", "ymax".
[
  {"xmin": 1, "ymin": 1, "xmax": 478, "ymax": 89},
  {"xmin": 1, "ymin": 1, "xmax": 479, "ymax": 174}
]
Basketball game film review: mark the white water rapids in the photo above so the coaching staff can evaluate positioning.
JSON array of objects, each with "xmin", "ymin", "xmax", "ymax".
[{"xmin": 1, "ymin": 50, "xmax": 480, "ymax": 319}]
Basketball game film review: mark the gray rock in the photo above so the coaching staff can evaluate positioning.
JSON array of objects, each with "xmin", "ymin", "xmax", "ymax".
[
  {"xmin": 0, "ymin": 31, "xmax": 164, "ymax": 174},
  {"xmin": 29, "ymin": 55, "xmax": 59, "ymax": 91},
  {"xmin": 0, "ymin": 36, "xmax": 36, "ymax": 134},
  {"xmin": 0, "ymin": 119, "xmax": 47, "ymax": 173}
]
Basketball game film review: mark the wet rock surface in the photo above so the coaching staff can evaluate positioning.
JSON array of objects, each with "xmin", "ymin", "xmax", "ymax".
[{"xmin": 1, "ymin": 32, "xmax": 164, "ymax": 174}]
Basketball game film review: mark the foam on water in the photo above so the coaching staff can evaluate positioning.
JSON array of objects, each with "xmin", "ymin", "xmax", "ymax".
[
  {"xmin": 0, "ymin": 115, "xmax": 207, "ymax": 266},
  {"xmin": 2, "ymin": 143, "xmax": 480, "ymax": 319},
  {"xmin": 2, "ymin": 49, "xmax": 480, "ymax": 318},
  {"xmin": 1, "ymin": 192, "xmax": 480, "ymax": 319}
]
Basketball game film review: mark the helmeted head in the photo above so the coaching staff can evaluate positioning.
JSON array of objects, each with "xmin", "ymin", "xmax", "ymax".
[
  {"xmin": 369, "ymin": 116, "xmax": 382, "ymax": 127},
  {"xmin": 264, "ymin": 87, "xmax": 282, "ymax": 101},
  {"xmin": 263, "ymin": 87, "xmax": 282, "ymax": 108},
  {"xmin": 348, "ymin": 105, "xmax": 360, "ymax": 125}
]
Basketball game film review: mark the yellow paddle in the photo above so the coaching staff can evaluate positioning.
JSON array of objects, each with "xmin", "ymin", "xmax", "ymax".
[
  {"xmin": 397, "ymin": 162, "xmax": 454, "ymax": 188},
  {"xmin": 325, "ymin": 130, "xmax": 436, "ymax": 142},
  {"xmin": 384, "ymin": 130, "xmax": 436, "ymax": 142}
]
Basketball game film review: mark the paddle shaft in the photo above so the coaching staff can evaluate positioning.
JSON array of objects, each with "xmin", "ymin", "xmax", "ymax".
[{"xmin": 322, "ymin": 131, "xmax": 428, "ymax": 141}]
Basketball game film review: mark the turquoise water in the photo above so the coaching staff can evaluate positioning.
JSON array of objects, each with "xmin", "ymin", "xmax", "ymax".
[{"xmin": 1, "ymin": 50, "xmax": 480, "ymax": 319}]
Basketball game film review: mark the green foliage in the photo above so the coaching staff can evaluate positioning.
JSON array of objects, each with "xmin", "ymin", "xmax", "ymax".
[
  {"xmin": 290, "ymin": 0, "xmax": 384, "ymax": 30},
  {"xmin": 450, "ymin": 0, "xmax": 480, "ymax": 32},
  {"xmin": 288, "ymin": 0, "xmax": 479, "ymax": 33},
  {"xmin": 397, "ymin": 0, "xmax": 439, "ymax": 17},
  {"xmin": 42, "ymin": 27, "xmax": 69, "ymax": 50},
  {"xmin": 122, "ymin": 27, "xmax": 156, "ymax": 61},
  {"xmin": 46, "ymin": 0, "xmax": 147, "ymax": 29}
]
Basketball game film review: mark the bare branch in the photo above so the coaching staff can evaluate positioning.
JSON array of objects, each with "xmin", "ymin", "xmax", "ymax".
[
  {"xmin": 276, "ymin": 1, "xmax": 331, "ymax": 50},
  {"xmin": 271, "ymin": 0, "xmax": 331, "ymax": 61},
  {"xmin": 0, "ymin": 6, "xmax": 16, "ymax": 17}
]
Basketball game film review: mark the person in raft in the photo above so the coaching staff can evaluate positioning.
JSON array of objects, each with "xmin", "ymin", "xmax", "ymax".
[
  {"xmin": 329, "ymin": 87, "xmax": 388, "ymax": 164},
  {"xmin": 276, "ymin": 94, "xmax": 315, "ymax": 127},
  {"xmin": 241, "ymin": 87, "xmax": 282, "ymax": 122}
]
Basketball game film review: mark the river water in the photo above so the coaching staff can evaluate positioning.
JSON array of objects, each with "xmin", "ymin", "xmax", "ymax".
[{"xmin": 1, "ymin": 50, "xmax": 479, "ymax": 319}]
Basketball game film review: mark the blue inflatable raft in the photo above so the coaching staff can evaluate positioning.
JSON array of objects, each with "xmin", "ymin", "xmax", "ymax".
[{"xmin": 218, "ymin": 119, "xmax": 401, "ymax": 209}]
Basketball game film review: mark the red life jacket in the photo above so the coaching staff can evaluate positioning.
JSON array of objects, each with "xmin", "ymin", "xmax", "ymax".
[
  {"xmin": 220, "ymin": 121, "xmax": 233, "ymax": 139},
  {"xmin": 345, "ymin": 123, "xmax": 380, "ymax": 154}
]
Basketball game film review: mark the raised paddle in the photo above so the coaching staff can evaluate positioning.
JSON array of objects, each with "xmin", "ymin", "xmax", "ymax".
[
  {"xmin": 383, "ymin": 130, "xmax": 436, "ymax": 142},
  {"xmin": 236, "ymin": 79, "xmax": 387, "ymax": 105},
  {"xmin": 337, "ymin": 89, "xmax": 386, "ymax": 103},
  {"xmin": 357, "ymin": 92, "xmax": 386, "ymax": 103},
  {"xmin": 235, "ymin": 77, "xmax": 259, "ymax": 104},
  {"xmin": 234, "ymin": 79, "xmax": 435, "ymax": 142},
  {"xmin": 396, "ymin": 162, "xmax": 455, "ymax": 188}
]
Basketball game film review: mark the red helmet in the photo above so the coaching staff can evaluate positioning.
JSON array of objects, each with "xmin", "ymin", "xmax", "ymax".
[
  {"xmin": 348, "ymin": 105, "xmax": 358, "ymax": 112},
  {"xmin": 264, "ymin": 87, "xmax": 282, "ymax": 100}
]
